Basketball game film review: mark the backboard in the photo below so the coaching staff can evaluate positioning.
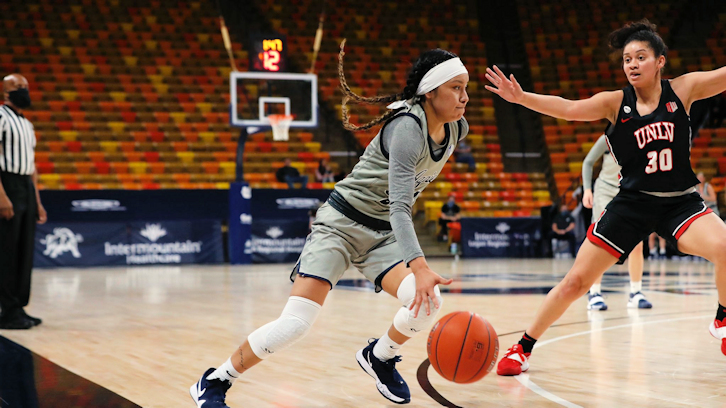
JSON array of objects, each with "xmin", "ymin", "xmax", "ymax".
[{"xmin": 230, "ymin": 71, "xmax": 318, "ymax": 128}]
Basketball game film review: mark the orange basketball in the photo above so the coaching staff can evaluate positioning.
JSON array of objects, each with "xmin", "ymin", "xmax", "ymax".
[{"xmin": 427, "ymin": 311, "xmax": 499, "ymax": 384}]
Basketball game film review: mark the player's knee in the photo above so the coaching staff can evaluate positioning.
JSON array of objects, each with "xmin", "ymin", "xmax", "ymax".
[
  {"xmin": 708, "ymin": 241, "xmax": 726, "ymax": 265},
  {"xmin": 559, "ymin": 273, "xmax": 587, "ymax": 300},
  {"xmin": 393, "ymin": 273, "xmax": 443, "ymax": 336},
  {"xmin": 396, "ymin": 273, "xmax": 417, "ymax": 308},
  {"xmin": 247, "ymin": 296, "xmax": 322, "ymax": 359}
]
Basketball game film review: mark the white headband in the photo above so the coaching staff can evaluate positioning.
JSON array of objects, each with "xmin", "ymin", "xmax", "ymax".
[{"xmin": 387, "ymin": 57, "xmax": 468, "ymax": 110}]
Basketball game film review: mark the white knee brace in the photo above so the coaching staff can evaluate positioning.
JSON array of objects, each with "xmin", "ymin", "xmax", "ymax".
[
  {"xmin": 247, "ymin": 296, "xmax": 321, "ymax": 359},
  {"xmin": 393, "ymin": 273, "xmax": 443, "ymax": 337}
]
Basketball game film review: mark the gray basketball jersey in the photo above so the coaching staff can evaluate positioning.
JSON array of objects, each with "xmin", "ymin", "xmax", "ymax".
[
  {"xmin": 600, "ymin": 149, "xmax": 620, "ymax": 187},
  {"xmin": 334, "ymin": 103, "xmax": 465, "ymax": 221}
]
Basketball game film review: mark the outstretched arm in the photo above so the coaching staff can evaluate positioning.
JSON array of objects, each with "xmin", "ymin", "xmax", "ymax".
[
  {"xmin": 484, "ymin": 65, "xmax": 621, "ymax": 123},
  {"xmin": 671, "ymin": 66, "xmax": 726, "ymax": 111}
]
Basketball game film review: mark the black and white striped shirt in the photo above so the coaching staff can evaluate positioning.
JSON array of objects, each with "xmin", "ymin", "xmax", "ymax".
[{"xmin": 0, "ymin": 104, "xmax": 36, "ymax": 175}]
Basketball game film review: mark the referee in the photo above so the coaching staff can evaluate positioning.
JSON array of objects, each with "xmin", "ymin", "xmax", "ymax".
[{"xmin": 0, "ymin": 73, "xmax": 47, "ymax": 330}]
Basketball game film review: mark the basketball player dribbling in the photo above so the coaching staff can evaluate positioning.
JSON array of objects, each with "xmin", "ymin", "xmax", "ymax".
[
  {"xmin": 484, "ymin": 19, "xmax": 726, "ymax": 376},
  {"xmin": 190, "ymin": 41, "xmax": 470, "ymax": 407},
  {"xmin": 581, "ymin": 134, "xmax": 652, "ymax": 311}
]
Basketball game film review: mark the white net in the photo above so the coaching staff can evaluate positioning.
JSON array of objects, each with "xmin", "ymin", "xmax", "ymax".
[{"xmin": 267, "ymin": 114, "xmax": 294, "ymax": 141}]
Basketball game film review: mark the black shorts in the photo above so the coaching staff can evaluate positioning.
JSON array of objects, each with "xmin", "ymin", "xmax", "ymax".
[{"xmin": 587, "ymin": 190, "xmax": 712, "ymax": 263}]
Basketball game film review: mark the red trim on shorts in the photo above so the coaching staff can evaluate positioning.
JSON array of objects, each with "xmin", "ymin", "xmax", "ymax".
[
  {"xmin": 674, "ymin": 207, "xmax": 713, "ymax": 239},
  {"xmin": 586, "ymin": 223, "xmax": 622, "ymax": 259}
]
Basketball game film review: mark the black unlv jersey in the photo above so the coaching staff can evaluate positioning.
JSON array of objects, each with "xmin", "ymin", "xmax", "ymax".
[{"xmin": 605, "ymin": 79, "xmax": 699, "ymax": 192}]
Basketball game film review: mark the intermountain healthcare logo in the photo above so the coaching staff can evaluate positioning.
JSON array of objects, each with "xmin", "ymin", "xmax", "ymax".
[
  {"xmin": 140, "ymin": 224, "xmax": 167, "ymax": 242},
  {"xmin": 104, "ymin": 224, "xmax": 203, "ymax": 264},
  {"xmin": 495, "ymin": 222, "xmax": 511, "ymax": 234},
  {"xmin": 266, "ymin": 226, "xmax": 284, "ymax": 239},
  {"xmin": 252, "ymin": 225, "xmax": 306, "ymax": 255},
  {"xmin": 469, "ymin": 222, "xmax": 512, "ymax": 250},
  {"xmin": 41, "ymin": 228, "xmax": 84, "ymax": 258}
]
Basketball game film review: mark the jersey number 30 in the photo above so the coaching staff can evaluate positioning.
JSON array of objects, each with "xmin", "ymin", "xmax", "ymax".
[{"xmin": 645, "ymin": 148, "xmax": 673, "ymax": 174}]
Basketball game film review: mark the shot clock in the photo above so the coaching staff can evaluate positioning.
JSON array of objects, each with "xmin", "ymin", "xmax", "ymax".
[{"xmin": 250, "ymin": 34, "xmax": 287, "ymax": 72}]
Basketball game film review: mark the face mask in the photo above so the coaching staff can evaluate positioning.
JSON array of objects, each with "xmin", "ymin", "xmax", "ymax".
[{"xmin": 8, "ymin": 88, "xmax": 31, "ymax": 109}]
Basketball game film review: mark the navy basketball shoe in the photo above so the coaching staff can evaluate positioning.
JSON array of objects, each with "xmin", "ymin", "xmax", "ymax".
[
  {"xmin": 587, "ymin": 293, "xmax": 608, "ymax": 311},
  {"xmin": 627, "ymin": 291, "xmax": 653, "ymax": 309},
  {"xmin": 189, "ymin": 368, "xmax": 231, "ymax": 408},
  {"xmin": 356, "ymin": 339, "xmax": 411, "ymax": 404}
]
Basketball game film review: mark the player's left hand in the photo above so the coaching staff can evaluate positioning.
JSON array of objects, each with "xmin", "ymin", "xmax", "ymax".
[{"xmin": 485, "ymin": 65, "xmax": 524, "ymax": 104}]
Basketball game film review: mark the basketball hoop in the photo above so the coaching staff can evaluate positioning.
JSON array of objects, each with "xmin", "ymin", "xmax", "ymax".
[{"xmin": 267, "ymin": 114, "xmax": 294, "ymax": 141}]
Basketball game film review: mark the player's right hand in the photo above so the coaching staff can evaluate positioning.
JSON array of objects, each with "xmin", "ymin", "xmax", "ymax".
[
  {"xmin": 582, "ymin": 189, "xmax": 593, "ymax": 209},
  {"xmin": 484, "ymin": 65, "xmax": 525, "ymax": 104},
  {"xmin": 0, "ymin": 194, "xmax": 14, "ymax": 219},
  {"xmin": 409, "ymin": 259, "xmax": 453, "ymax": 318}
]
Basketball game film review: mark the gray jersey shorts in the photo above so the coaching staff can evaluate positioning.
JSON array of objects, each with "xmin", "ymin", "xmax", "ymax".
[
  {"xmin": 592, "ymin": 177, "xmax": 620, "ymax": 223},
  {"xmin": 291, "ymin": 202, "xmax": 404, "ymax": 292}
]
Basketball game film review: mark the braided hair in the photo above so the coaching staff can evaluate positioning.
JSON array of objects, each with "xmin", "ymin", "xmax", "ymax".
[{"xmin": 338, "ymin": 39, "xmax": 459, "ymax": 131}]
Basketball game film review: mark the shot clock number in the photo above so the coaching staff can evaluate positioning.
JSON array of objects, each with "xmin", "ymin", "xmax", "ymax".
[{"xmin": 251, "ymin": 35, "xmax": 287, "ymax": 72}]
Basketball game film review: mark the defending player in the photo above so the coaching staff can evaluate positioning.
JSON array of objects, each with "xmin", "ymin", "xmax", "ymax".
[
  {"xmin": 581, "ymin": 135, "xmax": 652, "ymax": 311},
  {"xmin": 485, "ymin": 19, "xmax": 726, "ymax": 376},
  {"xmin": 190, "ymin": 41, "xmax": 470, "ymax": 406}
]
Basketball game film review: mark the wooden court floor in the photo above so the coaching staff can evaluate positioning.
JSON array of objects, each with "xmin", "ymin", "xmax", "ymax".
[{"xmin": 2, "ymin": 258, "xmax": 724, "ymax": 407}]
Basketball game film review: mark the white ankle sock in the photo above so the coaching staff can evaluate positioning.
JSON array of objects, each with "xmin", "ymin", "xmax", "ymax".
[
  {"xmin": 206, "ymin": 358, "xmax": 241, "ymax": 384},
  {"xmin": 659, "ymin": 248, "xmax": 666, "ymax": 255},
  {"xmin": 590, "ymin": 284, "xmax": 601, "ymax": 295},
  {"xmin": 630, "ymin": 281, "xmax": 642, "ymax": 294},
  {"xmin": 373, "ymin": 333, "xmax": 402, "ymax": 362}
]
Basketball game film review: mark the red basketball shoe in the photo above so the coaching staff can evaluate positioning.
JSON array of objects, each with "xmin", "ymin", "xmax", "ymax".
[
  {"xmin": 709, "ymin": 318, "xmax": 726, "ymax": 356},
  {"xmin": 496, "ymin": 344, "xmax": 530, "ymax": 376}
]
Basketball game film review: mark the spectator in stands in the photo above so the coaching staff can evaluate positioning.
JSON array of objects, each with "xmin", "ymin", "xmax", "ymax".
[
  {"xmin": 454, "ymin": 139, "xmax": 476, "ymax": 171},
  {"xmin": 696, "ymin": 171, "xmax": 720, "ymax": 217},
  {"xmin": 0, "ymin": 73, "xmax": 46, "ymax": 330},
  {"xmin": 550, "ymin": 203, "xmax": 576, "ymax": 258},
  {"xmin": 276, "ymin": 158, "xmax": 308, "ymax": 189},
  {"xmin": 315, "ymin": 159, "xmax": 335, "ymax": 183},
  {"xmin": 438, "ymin": 195, "xmax": 461, "ymax": 241}
]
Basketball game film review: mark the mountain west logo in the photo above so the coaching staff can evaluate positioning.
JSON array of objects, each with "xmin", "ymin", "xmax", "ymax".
[
  {"xmin": 266, "ymin": 226, "xmax": 284, "ymax": 239},
  {"xmin": 495, "ymin": 222, "xmax": 511, "ymax": 234},
  {"xmin": 140, "ymin": 224, "xmax": 167, "ymax": 242},
  {"xmin": 41, "ymin": 228, "xmax": 83, "ymax": 258}
]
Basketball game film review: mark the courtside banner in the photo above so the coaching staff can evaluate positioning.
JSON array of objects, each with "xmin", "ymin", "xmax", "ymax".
[
  {"xmin": 39, "ymin": 189, "xmax": 228, "ymax": 222},
  {"xmin": 244, "ymin": 189, "xmax": 332, "ymax": 263},
  {"xmin": 251, "ymin": 219, "xmax": 309, "ymax": 263},
  {"xmin": 228, "ymin": 182, "xmax": 253, "ymax": 265},
  {"xmin": 34, "ymin": 221, "xmax": 223, "ymax": 267},
  {"xmin": 461, "ymin": 217, "xmax": 541, "ymax": 258}
]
